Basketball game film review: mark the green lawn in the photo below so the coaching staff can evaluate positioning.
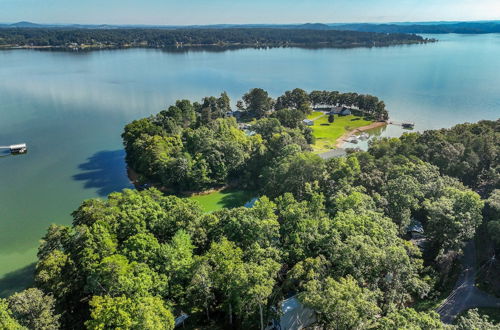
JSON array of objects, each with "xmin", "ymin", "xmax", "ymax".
[
  {"xmin": 307, "ymin": 111, "xmax": 324, "ymax": 120},
  {"xmin": 308, "ymin": 114, "xmax": 372, "ymax": 152},
  {"xmin": 189, "ymin": 189, "xmax": 256, "ymax": 213}
]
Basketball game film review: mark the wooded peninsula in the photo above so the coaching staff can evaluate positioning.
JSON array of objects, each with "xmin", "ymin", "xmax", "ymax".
[{"xmin": 0, "ymin": 28, "xmax": 433, "ymax": 50}]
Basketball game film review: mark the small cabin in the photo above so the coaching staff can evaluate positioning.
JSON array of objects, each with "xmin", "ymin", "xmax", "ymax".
[
  {"xmin": 407, "ymin": 219, "xmax": 427, "ymax": 250},
  {"xmin": 339, "ymin": 108, "xmax": 352, "ymax": 116},
  {"xmin": 302, "ymin": 119, "xmax": 314, "ymax": 126},
  {"xmin": 407, "ymin": 219, "xmax": 424, "ymax": 239},
  {"xmin": 227, "ymin": 110, "xmax": 243, "ymax": 119},
  {"xmin": 328, "ymin": 106, "xmax": 343, "ymax": 115}
]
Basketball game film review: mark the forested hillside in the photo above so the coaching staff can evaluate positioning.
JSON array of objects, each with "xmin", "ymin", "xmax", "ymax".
[{"xmin": 331, "ymin": 22, "xmax": 500, "ymax": 34}]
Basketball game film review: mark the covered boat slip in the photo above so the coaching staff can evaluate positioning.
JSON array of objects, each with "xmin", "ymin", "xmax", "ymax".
[{"xmin": 0, "ymin": 143, "xmax": 28, "ymax": 154}]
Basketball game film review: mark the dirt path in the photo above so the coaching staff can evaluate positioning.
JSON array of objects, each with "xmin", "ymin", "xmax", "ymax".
[
  {"xmin": 309, "ymin": 113, "xmax": 327, "ymax": 121},
  {"xmin": 436, "ymin": 241, "xmax": 500, "ymax": 323},
  {"xmin": 334, "ymin": 121, "xmax": 387, "ymax": 148}
]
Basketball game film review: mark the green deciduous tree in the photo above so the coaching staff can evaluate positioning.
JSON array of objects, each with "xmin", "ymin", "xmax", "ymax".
[
  {"xmin": 0, "ymin": 299, "xmax": 23, "ymax": 330},
  {"xmin": 300, "ymin": 275, "xmax": 380, "ymax": 330},
  {"xmin": 328, "ymin": 113, "xmax": 334, "ymax": 123},
  {"xmin": 87, "ymin": 254, "xmax": 161, "ymax": 297},
  {"xmin": 86, "ymin": 295, "xmax": 174, "ymax": 330},
  {"xmin": 240, "ymin": 88, "xmax": 274, "ymax": 118},
  {"xmin": 486, "ymin": 190, "xmax": 500, "ymax": 244},
  {"xmin": 271, "ymin": 108, "xmax": 306, "ymax": 129},
  {"xmin": 455, "ymin": 309, "xmax": 500, "ymax": 330},
  {"xmin": 7, "ymin": 288, "xmax": 60, "ymax": 330},
  {"xmin": 262, "ymin": 152, "xmax": 325, "ymax": 199},
  {"xmin": 425, "ymin": 187, "xmax": 484, "ymax": 253},
  {"xmin": 275, "ymin": 88, "xmax": 311, "ymax": 113},
  {"xmin": 375, "ymin": 308, "xmax": 445, "ymax": 330}
]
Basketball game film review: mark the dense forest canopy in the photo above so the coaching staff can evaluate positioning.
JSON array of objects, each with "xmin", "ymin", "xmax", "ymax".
[
  {"xmin": 1, "ymin": 81, "xmax": 496, "ymax": 330},
  {"xmin": 5, "ymin": 119, "xmax": 495, "ymax": 329},
  {"xmin": 0, "ymin": 27, "xmax": 431, "ymax": 49}
]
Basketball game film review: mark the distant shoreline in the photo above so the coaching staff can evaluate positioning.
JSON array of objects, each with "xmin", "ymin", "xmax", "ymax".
[
  {"xmin": 0, "ymin": 40, "xmax": 435, "ymax": 52},
  {"xmin": 0, "ymin": 27, "xmax": 436, "ymax": 51}
]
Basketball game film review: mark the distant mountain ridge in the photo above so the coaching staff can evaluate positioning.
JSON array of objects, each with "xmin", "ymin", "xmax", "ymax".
[{"xmin": 1, "ymin": 20, "xmax": 500, "ymax": 33}]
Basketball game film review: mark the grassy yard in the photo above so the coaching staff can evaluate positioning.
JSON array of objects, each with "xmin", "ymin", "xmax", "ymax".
[
  {"xmin": 307, "ymin": 112, "xmax": 372, "ymax": 152},
  {"xmin": 307, "ymin": 111, "xmax": 325, "ymax": 120},
  {"xmin": 189, "ymin": 189, "xmax": 256, "ymax": 213}
]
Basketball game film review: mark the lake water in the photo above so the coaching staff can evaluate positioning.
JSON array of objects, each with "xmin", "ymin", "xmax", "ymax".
[{"xmin": 0, "ymin": 34, "xmax": 499, "ymax": 294}]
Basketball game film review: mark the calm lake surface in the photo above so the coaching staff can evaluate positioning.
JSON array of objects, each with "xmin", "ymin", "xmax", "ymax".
[{"xmin": 0, "ymin": 34, "xmax": 499, "ymax": 294}]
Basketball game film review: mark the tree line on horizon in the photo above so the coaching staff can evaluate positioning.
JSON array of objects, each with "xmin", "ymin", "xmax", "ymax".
[{"xmin": 0, "ymin": 27, "xmax": 429, "ymax": 49}]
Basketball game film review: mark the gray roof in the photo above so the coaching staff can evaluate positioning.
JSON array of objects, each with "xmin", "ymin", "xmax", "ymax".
[{"xmin": 318, "ymin": 148, "xmax": 347, "ymax": 160}]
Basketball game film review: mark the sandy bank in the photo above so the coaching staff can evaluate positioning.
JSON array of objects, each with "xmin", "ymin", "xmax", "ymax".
[{"xmin": 334, "ymin": 121, "xmax": 387, "ymax": 148}]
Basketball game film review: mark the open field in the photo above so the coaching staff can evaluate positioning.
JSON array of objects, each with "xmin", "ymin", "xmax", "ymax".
[
  {"xmin": 189, "ymin": 189, "xmax": 256, "ymax": 212},
  {"xmin": 306, "ymin": 112, "xmax": 372, "ymax": 152}
]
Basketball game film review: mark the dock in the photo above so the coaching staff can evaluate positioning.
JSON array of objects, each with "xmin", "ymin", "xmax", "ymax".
[
  {"xmin": 0, "ymin": 143, "xmax": 28, "ymax": 154},
  {"xmin": 389, "ymin": 121, "xmax": 415, "ymax": 129}
]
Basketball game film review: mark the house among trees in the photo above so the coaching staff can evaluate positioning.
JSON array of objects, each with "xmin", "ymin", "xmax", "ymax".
[
  {"xmin": 226, "ymin": 110, "xmax": 244, "ymax": 119},
  {"xmin": 322, "ymin": 106, "xmax": 352, "ymax": 116},
  {"xmin": 302, "ymin": 119, "xmax": 314, "ymax": 126},
  {"xmin": 339, "ymin": 108, "xmax": 352, "ymax": 116},
  {"xmin": 406, "ymin": 219, "xmax": 427, "ymax": 250},
  {"xmin": 266, "ymin": 296, "xmax": 316, "ymax": 330},
  {"xmin": 407, "ymin": 219, "xmax": 425, "ymax": 239}
]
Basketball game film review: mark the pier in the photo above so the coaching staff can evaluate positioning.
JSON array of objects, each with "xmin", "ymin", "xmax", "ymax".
[{"xmin": 389, "ymin": 121, "xmax": 415, "ymax": 129}]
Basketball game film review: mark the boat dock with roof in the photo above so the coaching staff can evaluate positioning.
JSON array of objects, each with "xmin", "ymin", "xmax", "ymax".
[{"xmin": 0, "ymin": 143, "xmax": 28, "ymax": 154}]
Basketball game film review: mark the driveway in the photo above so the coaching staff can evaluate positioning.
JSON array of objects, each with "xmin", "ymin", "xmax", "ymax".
[{"xmin": 436, "ymin": 241, "xmax": 500, "ymax": 323}]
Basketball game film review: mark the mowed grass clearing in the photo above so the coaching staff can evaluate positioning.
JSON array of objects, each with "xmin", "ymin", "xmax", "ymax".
[
  {"xmin": 307, "ymin": 112, "xmax": 372, "ymax": 152},
  {"xmin": 189, "ymin": 189, "xmax": 256, "ymax": 213}
]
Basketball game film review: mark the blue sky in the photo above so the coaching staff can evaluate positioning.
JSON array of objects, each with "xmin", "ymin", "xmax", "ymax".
[{"xmin": 0, "ymin": 0, "xmax": 499, "ymax": 25}]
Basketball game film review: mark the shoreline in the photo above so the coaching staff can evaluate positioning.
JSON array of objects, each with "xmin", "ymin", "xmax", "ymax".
[
  {"xmin": 0, "ymin": 40, "xmax": 435, "ymax": 52},
  {"xmin": 127, "ymin": 166, "xmax": 231, "ymax": 197},
  {"xmin": 334, "ymin": 121, "xmax": 388, "ymax": 148}
]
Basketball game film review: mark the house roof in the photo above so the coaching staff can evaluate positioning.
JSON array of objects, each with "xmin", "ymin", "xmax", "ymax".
[{"xmin": 318, "ymin": 148, "xmax": 347, "ymax": 160}]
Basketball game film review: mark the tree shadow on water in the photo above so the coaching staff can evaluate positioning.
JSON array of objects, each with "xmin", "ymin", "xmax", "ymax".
[
  {"xmin": 73, "ymin": 150, "xmax": 133, "ymax": 197},
  {"xmin": 0, "ymin": 263, "xmax": 36, "ymax": 297}
]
